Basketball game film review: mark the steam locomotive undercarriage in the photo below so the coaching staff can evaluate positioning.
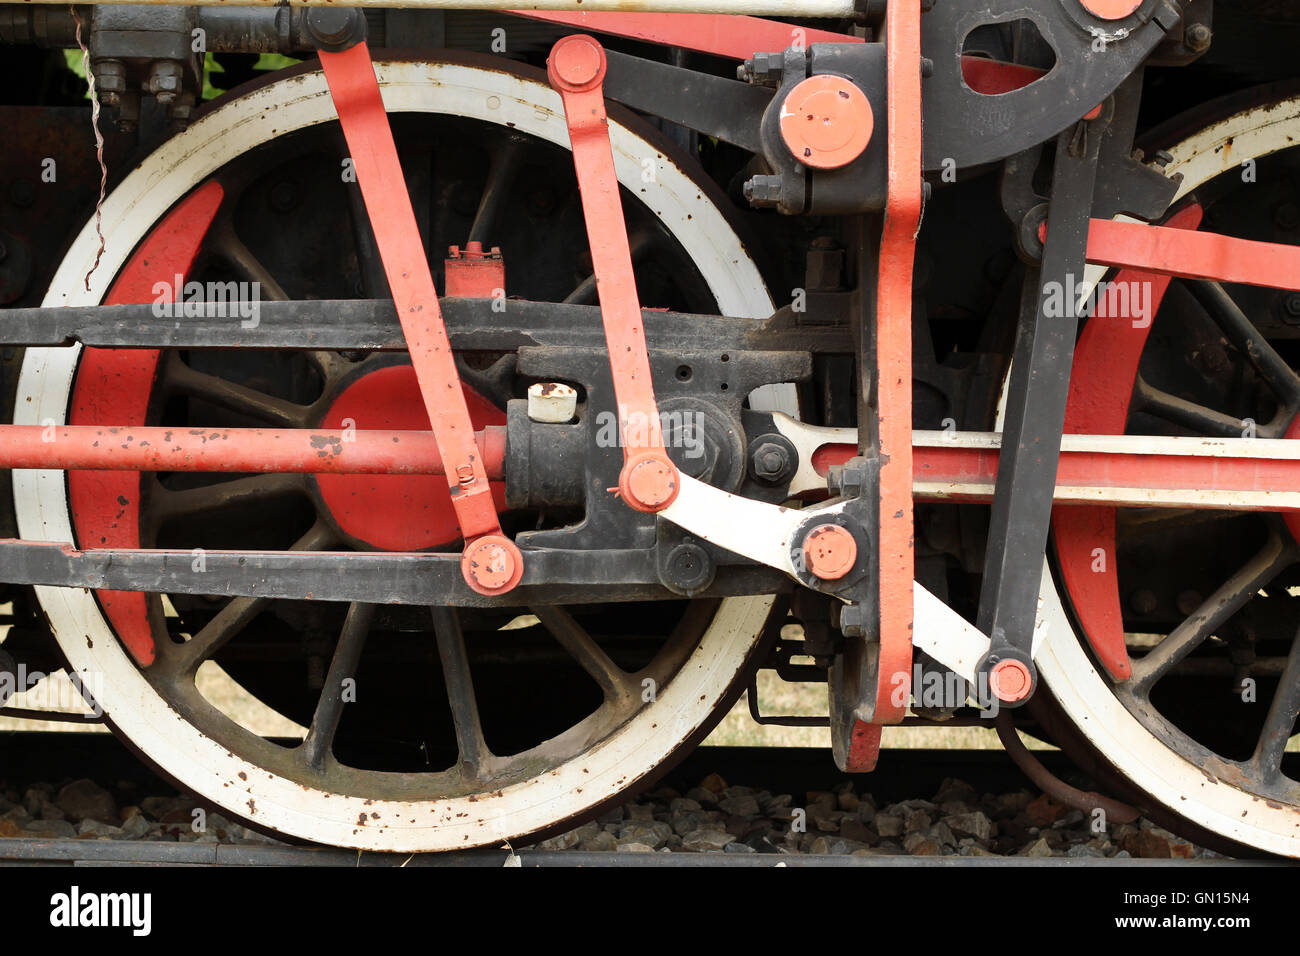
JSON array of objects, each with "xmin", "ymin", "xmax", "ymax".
[{"xmin": 2, "ymin": 0, "xmax": 1300, "ymax": 855}]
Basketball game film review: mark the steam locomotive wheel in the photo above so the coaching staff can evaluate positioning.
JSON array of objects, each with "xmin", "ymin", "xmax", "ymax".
[
  {"xmin": 1032, "ymin": 90, "xmax": 1300, "ymax": 856},
  {"xmin": 14, "ymin": 57, "xmax": 780, "ymax": 851}
]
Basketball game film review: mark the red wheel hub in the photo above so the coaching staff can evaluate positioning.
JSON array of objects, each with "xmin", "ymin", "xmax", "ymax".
[{"xmin": 314, "ymin": 363, "xmax": 506, "ymax": 551}]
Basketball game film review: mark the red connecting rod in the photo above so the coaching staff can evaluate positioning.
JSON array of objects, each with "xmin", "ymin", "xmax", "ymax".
[
  {"xmin": 546, "ymin": 35, "xmax": 680, "ymax": 514},
  {"xmin": 317, "ymin": 41, "xmax": 521, "ymax": 595}
]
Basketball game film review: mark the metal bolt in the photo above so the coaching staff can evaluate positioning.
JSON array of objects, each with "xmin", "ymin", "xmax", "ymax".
[
  {"xmin": 93, "ymin": 59, "xmax": 126, "ymax": 95},
  {"xmin": 742, "ymin": 174, "xmax": 784, "ymax": 208},
  {"xmin": 1284, "ymin": 293, "xmax": 1300, "ymax": 324},
  {"xmin": 304, "ymin": 8, "xmax": 366, "ymax": 51},
  {"xmin": 1129, "ymin": 589, "xmax": 1158, "ymax": 615},
  {"xmin": 1185, "ymin": 22, "xmax": 1212, "ymax": 53},
  {"xmin": 750, "ymin": 440, "xmax": 791, "ymax": 483},
  {"xmin": 1176, "ymin": 589, "xmax": 1203, "ymax": 617},
  {"xmin": 1151, "ymin": 150, "xmax": 1175, "ymax": 172},
  {"xmin": 664, "ymin": 542, "xmax": 714, "ymax": 594},
  {"xmin": 839, "ymin": 602, "xmax": 869, "ymax": 638},
  {"xmin": 147, "ymin": 60, "xmax": 183, "ymax": 106}
]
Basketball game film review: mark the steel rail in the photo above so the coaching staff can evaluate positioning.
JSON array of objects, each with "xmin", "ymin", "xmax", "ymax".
[{"xmin": 0, "ymin": 837, "xmax": 1268, "ymax": 866}]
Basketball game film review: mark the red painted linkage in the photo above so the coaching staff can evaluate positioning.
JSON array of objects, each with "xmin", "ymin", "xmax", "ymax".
[
  {"xmin": 546, "ymin": 35, "xmax": 680, "ymax": 514},
  {"xmin": 865, "ymin": 0, "xmax": 923, "ymax": 734},
  {"xmin": 0, "ymin": 424, "xmax": 505, "ymax": 477},
  {"xmin": 317, "ymin": 41, "xmax": 521, "ymax": 595}
]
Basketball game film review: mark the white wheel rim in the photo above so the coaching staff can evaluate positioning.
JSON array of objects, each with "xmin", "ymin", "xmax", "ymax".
[
  {"xmin": 15, "ymin": 60, "xmax": 778, "ymax": 852},
  {"xmin": 1012, "ymin": 94, "xmax": 1300, "ymax": 856}
]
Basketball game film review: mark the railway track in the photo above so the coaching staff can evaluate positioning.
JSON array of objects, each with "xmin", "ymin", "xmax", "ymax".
[{"xmin": 4, "ymin": 733, "xmax": 1295, "ymax": 864}]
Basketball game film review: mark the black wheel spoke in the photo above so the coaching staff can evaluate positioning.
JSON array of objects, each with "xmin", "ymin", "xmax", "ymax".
[
  {"xmin": 301, "ymin": 602, "xmax": 376, "ymax": 771},
  {"xmin": 344, "ymin": 176, "xmax": 389, "ymax": 299},
  {"xmin": 531, "ymin": 605, "xmax": 636, "ymax": 703},
  {"xmin": 430, "ymin": 607, "xmax": 490, "ymax": 779},
  {"xmin": 468, "ymin": 136, "xmax": 523, "ymax": 246},
  {"xmin": 167, "ymin": 359, "xmax": 313, "ymax": 427},
  {"xmin": 168, "ymin": 521, "xmax": 337, "ymax": 672},
  {"xmin": 210, "ymin": 219, "xmax": 289, "ymax": 302},
  {"xmin": 1186, "ymin": 279, "xmax": 1300, "ymax": 405},
  {"xmin": 1132, "ymin": 532, "xmax": 1296, "ymax": 691},
  {"xmin": 1132, "ymin": 377, "xmax": 1266, "ymax": 437},
  {"xmin": 151, "ymin": 472, "xmax": 307, "ymax": 524},
  {"xmin": 1250, "ymin": 623, "xmax": 1300, "ymax": 779},
  {"xmin": 563, "ymin": 229, "xmax": 655, "ymax": 305}
]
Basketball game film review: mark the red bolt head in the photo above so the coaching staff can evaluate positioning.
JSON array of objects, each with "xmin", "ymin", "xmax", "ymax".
[
  {"xmin": 802, "ymin": 523, "xmax": 858, "ymax": 580},
  {"xmin": 619, "ymin": 453, "xmax": 679, "ymax": 512},
  {"xmin": 461, "ymin": 534, "xmax": 523, "ymax": 596},
  {"xmin": 989, "ymin": 658, "xmax": 1034, "ymax": 703},
  {"xmin": 548, "ymin": 34, "xmax": 606, "ymax": 92}
]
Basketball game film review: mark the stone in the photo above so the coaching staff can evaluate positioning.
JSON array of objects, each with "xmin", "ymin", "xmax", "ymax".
[
  {"xmin": 23, "ymin": 819, "xmax": 76, "ymax": 839},
  {"xmin": 537, "ymin": 829, "xmax": 581, "ymax": 851},
  {"xmin": 680, "ymin": 828, "xmax": 733, "ymax": 852},
  {"xmin": 55, "ymin": 779, "xmax": 117, "ymax": 825},
  {"xmin": 669, "ymin": 797, "xmax": 701, "ymax": 814},
  {"xmin": 0, "ymin": 818, "xmax": 22, "ymax": 838},
  {"xmin": 579, "ymin": 830, "xmax": 618, "ymax": 852},
  {"xmin": 140, "ymin": 796, "xmax": 190, "ymax": 820},
  {"xmin": 996, "ymin": 791, "xmax": 1033, "ymax": 812},
  {"xmin": 809, "ymin": 808, "xmax": 842, "ymax": 832},
  {"xmin": 839, "ymin": 819, "xmax": 878, "ymax": 846},
  {"xmin": 685, "ymin": 787, "xmax": 719, "ymax": 807},
  {"xmin": 723, "ymin": 841, "xmax": 756, "ymax": 854},
  {"xmin": 1119, "ymin": 829, "xmax": 1172, "ymax": 859},
  {"xmin": 719, "ymin": 794, "xmax": 760, "ymax": 817},
  {"xmin": 744, "ymin": 832, "xmax": 782, "ymax": 854},
  {"xmin": 1025, "ymin": 793, "xmax": 1067, "ymax": 828},
  {"xmin": 116, "ymin": 814, "xmax": 153, "ymax": 840},
  {"xmin": 723, "ymin": 815, "xmax": 752, "ymax": 838},
  {"xmin": 904, "ymin": 810, "xmax": 932, "ymax": 833},
  {"xmin": 615, "ymin": 842, "xmax": 655, "ymax": 853},
  {"xmin": 671, "ymin": 811, "xmax": 711, "ymax": 836},
  {"xmin": 625, "ymin": 803, "xmax": 656, "ymax": 822},
  {"xmin": 965, "ymin": 845, "xmax": 1001, "ymax": 857},
  {"xmin": 1019, "ymin": 837, "xmax": 1053, "ymax": 858},
  {"xmin": 1067, "ymin": 843, "xmax": 1105, "ymax": 858},
  {"xmin": 837, "ymin": 791, "xmax": 860, "ymax": 813},
  {"xmin": 928, "ymin": 822, "xmax": 957, "ymax": 848},
  {"xmin": 76, "ymin": 819, "xmax": 123, "ymax": 839},
  {"xmin": 618, "ymin": 822, "xmax": 671, "ymax": 849},
  {"xmin": 947, "ymin": 811, "xmax": 993, "ymax": 844},
  {"xmin": 698, "ymin": 773, "xmax": 728, "ymax": 793},
  {"xmin": 874, "ymin": 812, "xmax": 903, "ymax": 837}
]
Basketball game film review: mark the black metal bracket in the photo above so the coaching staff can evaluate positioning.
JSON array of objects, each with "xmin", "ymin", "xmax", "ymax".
[
  {"xmin": 975, "ymin": 107, "xmax": 1111, "ymax": 703},
  {"xmin": 0, "ymin": 297, "xmax": 854, "ymax": 355},
  {"xmin": 920, "ymin": 0, "xmax": 1184, "ymax": 171}
]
